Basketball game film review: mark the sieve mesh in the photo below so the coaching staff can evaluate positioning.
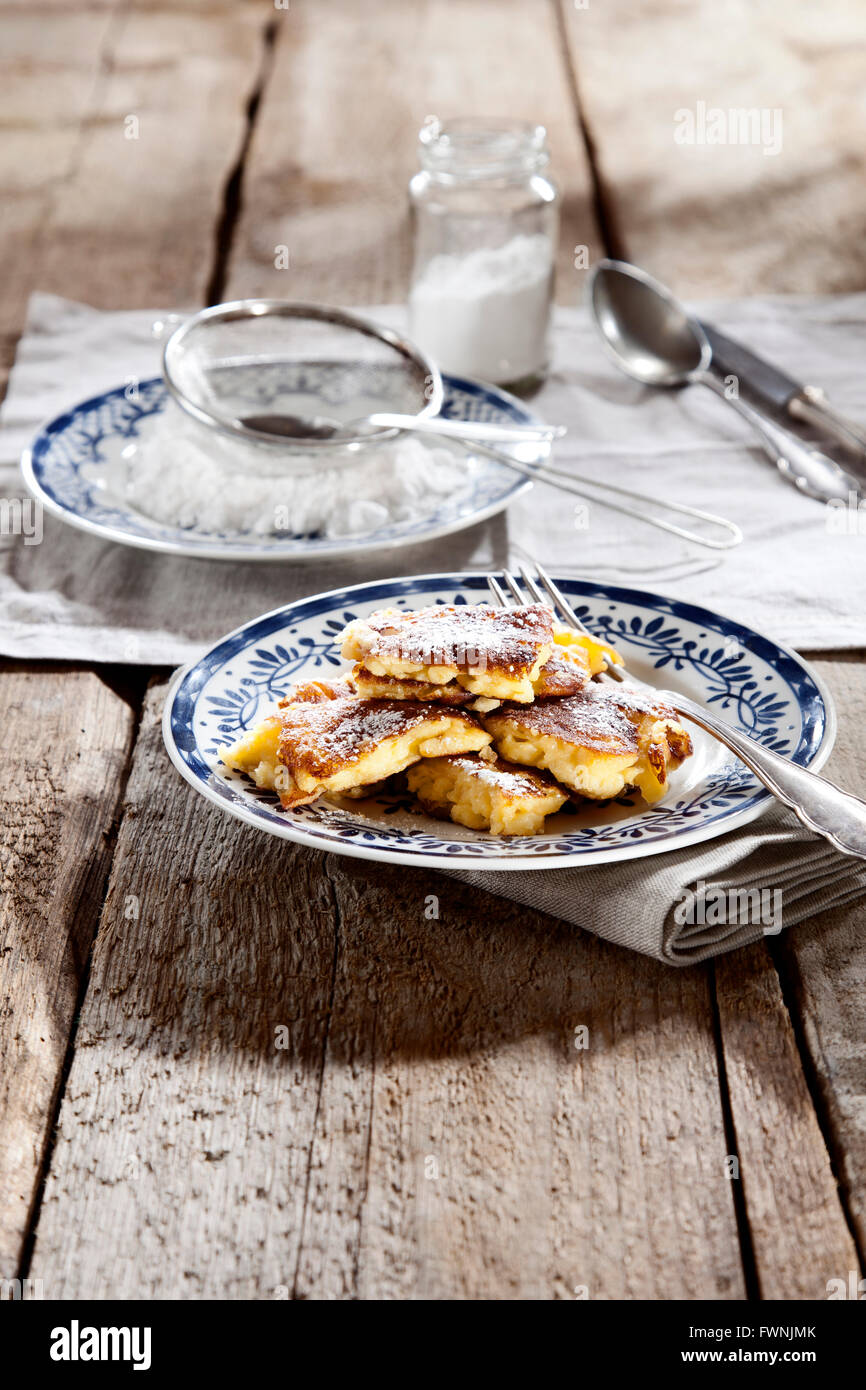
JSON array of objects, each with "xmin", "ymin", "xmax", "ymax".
[{"xmin": 162, "ymin": 302, "xmax": 442, "ymax": 450}]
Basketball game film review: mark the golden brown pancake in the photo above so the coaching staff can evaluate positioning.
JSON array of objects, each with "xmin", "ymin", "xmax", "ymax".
[
  {"xmin": 408, "ymin": 753, "xmax": 568, "ymax": 836},
  {"xmin": 280, "ymin": 677, "xmax": 355, "ymax": 705},
  {"xmin": 221, "ymin": 690, "xmax": 491, "ymax": 809},
  {"xmin": 348, "ymin": 624, "xmax": 621, "ymax": 707},
  {"xmin": 340, "ymin": 603, "xmax": 555, "ymax": 702},
  {"xmin": 483, "ymin": 682, "xmax": 692, "ymax": 804}
]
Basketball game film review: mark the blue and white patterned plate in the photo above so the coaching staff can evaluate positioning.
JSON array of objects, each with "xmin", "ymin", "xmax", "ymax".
[
  {"xmin": 21, "ymin": 374, "xmax": 538, "ymax": 562},
  {"xmin": 162, "ymin": 573, "xmax": 835, "ymax": 870}
]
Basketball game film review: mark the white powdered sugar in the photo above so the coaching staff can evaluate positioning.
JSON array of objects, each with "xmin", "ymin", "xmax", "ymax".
[
  {"xmin": 124, "ymin": 411, "xmax": 474, "ymax": 539},
  {"xmin": 409, "ymin": 232, "xmax": 554, "ymax": 383}
]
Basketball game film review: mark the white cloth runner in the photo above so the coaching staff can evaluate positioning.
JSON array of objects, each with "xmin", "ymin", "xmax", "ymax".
[
  {"xmin": 2, "ymin": 293, "xmax": 865, "ymax": 964},
  {"xmin": 2, "ymin": 292, "xmax": 866, "ymax": 662}
]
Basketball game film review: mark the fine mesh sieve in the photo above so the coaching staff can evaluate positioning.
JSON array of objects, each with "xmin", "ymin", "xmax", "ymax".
[{"xmin": 162, "ymin": 301, "xmax": 443, "ymax": 452}]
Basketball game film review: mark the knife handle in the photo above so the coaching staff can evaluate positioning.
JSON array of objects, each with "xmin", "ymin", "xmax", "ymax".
[{"xmin": 789, "ymin": 388, "xmax": 866, "ymax": 459}]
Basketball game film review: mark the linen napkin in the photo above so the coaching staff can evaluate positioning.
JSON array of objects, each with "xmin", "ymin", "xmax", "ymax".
[
  {"xmin": 2, "ymin": 291, "xmax": 866, "ymax": 663},
  {"xmin": 449, "ymin": 806, "xmax": 866, "ymax": 966}
]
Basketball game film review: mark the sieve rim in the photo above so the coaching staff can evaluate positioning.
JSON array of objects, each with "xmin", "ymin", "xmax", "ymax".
[{"xmin": 162, "ymin": 299, "xmax": 444, "ymax": 451}]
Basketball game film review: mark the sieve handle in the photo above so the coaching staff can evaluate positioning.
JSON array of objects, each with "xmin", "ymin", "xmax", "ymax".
[{"xmin": 364, "ymin": 412, "xmax": 566, "ymax": 443}]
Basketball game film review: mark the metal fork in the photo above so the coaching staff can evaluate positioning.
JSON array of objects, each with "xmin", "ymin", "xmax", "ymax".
[{"xmin": 487, "ymin": 563, "xmax": 866, "ymax": 860}]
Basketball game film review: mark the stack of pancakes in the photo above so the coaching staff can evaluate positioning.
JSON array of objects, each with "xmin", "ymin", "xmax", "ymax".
[{"xmin": 221, "ymin": 603, "xmax": 692, "ymax": 836}]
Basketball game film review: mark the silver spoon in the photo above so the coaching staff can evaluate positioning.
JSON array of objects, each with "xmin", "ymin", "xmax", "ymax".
[
  {"xmin": 588, "ymin": 259, "xmax": 862, "ymax": 504},
  {"xmin": 239, "ymin": 410, "xmax": 566, "ymax": 445}
]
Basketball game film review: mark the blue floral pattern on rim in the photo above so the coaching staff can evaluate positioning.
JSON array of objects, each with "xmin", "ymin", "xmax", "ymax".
[
  {"xmin": 22, "ymin": 373, "xmax": 538, "ymax": 561},
  {"xmin": 162, "ymin": 574, "xmax": 833, "ymax": 870}
]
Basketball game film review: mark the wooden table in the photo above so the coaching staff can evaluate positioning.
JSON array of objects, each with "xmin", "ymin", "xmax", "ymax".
[{"xmin": 2, "ymin": 0, "xmax": 865, "ymax": 1301}]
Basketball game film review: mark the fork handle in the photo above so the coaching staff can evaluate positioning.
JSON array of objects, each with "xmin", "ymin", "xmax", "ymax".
[
  {"xmin": 366, "ymin": 413, "xmax": 565, "ymax": 443},
  {"xmin": 673, "ymin": 694, "xmax": 866, "ymax": 859}
]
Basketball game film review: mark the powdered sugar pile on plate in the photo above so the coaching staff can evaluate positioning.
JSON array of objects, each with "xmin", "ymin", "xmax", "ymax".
[{"xmin": 124, "ymin": 410, "xmax": 477, "ymax": 539}]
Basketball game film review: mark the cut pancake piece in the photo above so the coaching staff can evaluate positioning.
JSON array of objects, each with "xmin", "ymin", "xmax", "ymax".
[
  {"xmin": 219, "ymin": 677, "xmax": 356, "ymax": 798},
  {"xmin": 407, "ymin": 754, "xmax": 568, "ymax": 836},
  {"xmin": 482, "ymin": 682, "xmax": 692, "ymax": 804},
  {"xmin": 349, "ymin": 626, "xmax": 622, "ymax": 705},
  {"xmin": 221, "ymin": 691, "xmax": 491, "ymax": 809},
  {"xmin": 349, "ymin": 665, "xmax": 475, "ymax": 706},
  {"xmin": 221, "ymin": 712, "xmax": 285, "ymax": 798},
  {"xmin": 340, "ymin": 603, "xmax": 555, "ymax": 702}
]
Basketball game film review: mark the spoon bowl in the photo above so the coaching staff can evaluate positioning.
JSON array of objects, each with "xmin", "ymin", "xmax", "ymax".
[{"xmin": 589, "ymin": 259, "xmax": 710, "ymax": 385}]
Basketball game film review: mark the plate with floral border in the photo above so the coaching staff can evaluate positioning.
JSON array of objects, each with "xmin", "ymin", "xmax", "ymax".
[
  {"xmin": 162, "ymin": 572, "xmax": 835, "ymax": 870},
  {"xmin": 21, "ymin": 373, "xmax": 539, "ymax": 562}
]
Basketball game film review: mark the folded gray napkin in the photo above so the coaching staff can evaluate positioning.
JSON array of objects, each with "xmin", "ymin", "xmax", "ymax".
[{"xmin": 448, "ymin": 805, "xmax": 866, "ymax": 965}]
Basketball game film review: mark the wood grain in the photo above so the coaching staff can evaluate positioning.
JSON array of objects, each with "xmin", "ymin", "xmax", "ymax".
[
  {"xmin": 29, "ymin": 682, "xmax": 744, "ymax": 1299},
  {"xmin": 711, "ymin": 656, "xmax": 866, "ymax": 1296},
  {"xmin": 715, "ymin": 942, "xmax": 859, "ymax": 1299},
  {"xmin": 774, "ymin": 657, "xmax": 866, "ymax": 1268},
  {"xmin": 0, "ymin": 0, "xmax": 268, "ymax": 1278},
  {"xmin": 559, "ymin": 0, "xmax": 866, "ymax": 294},
  {"xmin": 0, "ymin": 667, "xmax": 135, "ymax": 1272},
  {"xmin": 226, "ymin": 0, "xmax": 603, "ymax": 306},
  {"xmin": 0, "ymin": 0, "xmax": 118, "ymax": 385},
  {"xmin": 0, "ymin": 0, "xmax": 266, "ymax": 393},
  {"xmin": 293, "ymin": 860, "xmax": 745, "ymax": 1300}
]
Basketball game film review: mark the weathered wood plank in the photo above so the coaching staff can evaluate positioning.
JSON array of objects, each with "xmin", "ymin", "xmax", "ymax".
[
  {"xmin": 710, "ymin": 655, "xmax": 866, "ymax": 1296},
  {"xmin": 0, "ymin": 0, "xmax": 268, "ymax": 1277},
  {"xmin": 227, "ymin": 0, "xmax": 603, "ymax": 306},
  {"xmin": 28, "ymin": 681, "xmax": 343, "ymax": 1299},
  {"xmin": 559, "ymin": 0, "xmax": 866, "ymax": 293},
  {"xmin": 715, "ymin": 942, "xmax": 859, "ymax": 1299},
  {"xmin": 774, "ymin": 656, "xmax": 866, "ymax": 1269},
  {"xmin": 0, "ymin": 0, "xmax": 266, "ymax": 393},
  {"xmin": 29, "ymin": 683, "xmax": 744, "ymax": 1299},
  {"xmin": 0, "ymin": 0, "xmax": 119, "ymax": 385},
  {"xmin": 304, "ymin": 864, "xmax": 745, "ymax": 1300},
  {"xmin": 0, "ymin": 667, "xmax": 135, "ymax": 1271}
]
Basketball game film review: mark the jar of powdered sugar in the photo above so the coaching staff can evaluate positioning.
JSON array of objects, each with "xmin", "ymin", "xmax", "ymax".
[{"xmin": 408, "ymin": 118, "xmax": 558, "ymax": 389}]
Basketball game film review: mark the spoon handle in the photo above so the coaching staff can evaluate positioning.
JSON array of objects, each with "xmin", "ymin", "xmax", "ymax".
[
  {"xmin": 364, "ymin": 413, "xmax": 566, "ymax": 443},
  {"xmin": 698, "ymin": 371, "xmax": 862, "ymax": 503}
]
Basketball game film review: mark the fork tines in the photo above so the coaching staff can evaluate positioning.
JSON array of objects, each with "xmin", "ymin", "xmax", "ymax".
[{"xmin": 487, "ymin": 563, "xmax": 625, "ymax": 682}]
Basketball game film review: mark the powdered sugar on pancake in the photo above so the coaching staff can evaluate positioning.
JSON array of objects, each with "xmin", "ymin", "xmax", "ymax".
[
  {"xmin": 277, "ymin": 695, "xmax": 484, "ymax": 778},
  {"xmin": 486, "ymin": 682, "xmax": 682, "ymax": 754},
  {"xmin": 438, "ymin": 754, "xmax": 565, "ymax": 799},
  {"xmin": 342, "ymin": 603, "xmax": 554, "ymax": 675}
]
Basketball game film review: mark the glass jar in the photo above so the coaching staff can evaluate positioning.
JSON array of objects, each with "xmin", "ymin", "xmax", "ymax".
[{"xmin": 408, "ymin": 117, "xmax": 559, "ymax": 390}]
